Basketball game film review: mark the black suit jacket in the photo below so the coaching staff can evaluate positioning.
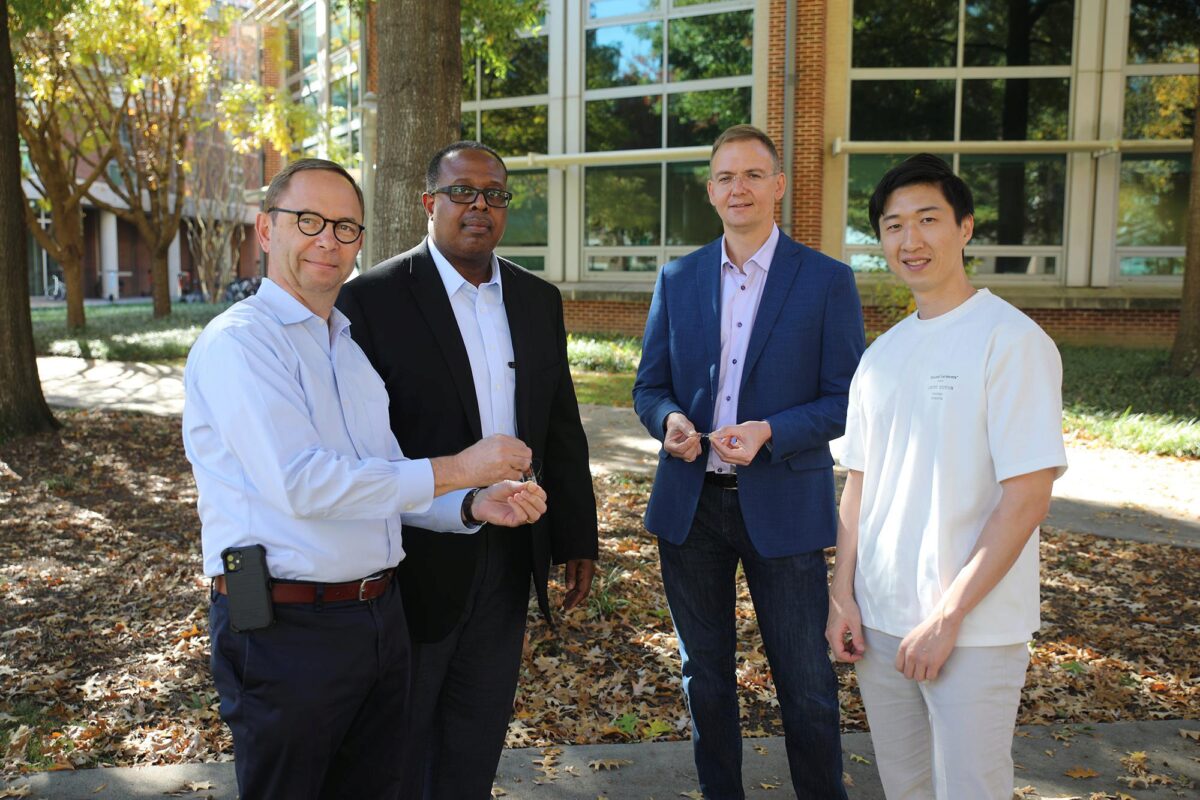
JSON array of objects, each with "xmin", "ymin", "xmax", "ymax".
[{"xmin": 336, "ymin": 240, "xmax": 598, "ymax": 643}]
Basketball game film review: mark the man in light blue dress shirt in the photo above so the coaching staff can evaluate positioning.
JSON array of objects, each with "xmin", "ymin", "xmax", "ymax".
[{"xmin": 183, "ymin": 159, "xmax": 547, "ymax": 800}]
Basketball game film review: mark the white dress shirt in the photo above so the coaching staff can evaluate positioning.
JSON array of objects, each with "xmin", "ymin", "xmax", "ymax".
[
  {"xmin": 428, "ymin": 237, "xmax": 517, "ymax": 438},
  {"xmin": 707, "ymin": 224, "xmax": 780, "ymax": 474},
  {"xmin": 183, "ymin": 278, "xmax": 472, "ymax": 583}
]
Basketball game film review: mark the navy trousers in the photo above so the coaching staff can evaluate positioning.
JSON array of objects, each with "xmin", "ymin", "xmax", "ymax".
[
  {"xmin": 209, "ymin": 579, "xmax": 411, "ymax": 800},
  {"xmin": 658, "ymin": 482, "xmax": 847, "ymax": 800},
  {"xmin": 399, "ymin": 525, "xmax": 532, "ymax": 800}
]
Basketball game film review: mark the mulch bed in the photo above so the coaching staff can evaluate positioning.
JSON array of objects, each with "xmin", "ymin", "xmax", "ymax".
[{"xmin": 1, "ymin": 410, "xmax": 1197, "ymax": 776}]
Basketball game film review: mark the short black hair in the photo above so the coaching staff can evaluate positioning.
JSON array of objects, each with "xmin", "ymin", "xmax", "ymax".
[
  {"xmin": 425, "ymin": 140, "xmax": 508, "ymax": 193},
  {"xmin": 867, "ymin": 154, "xmax": 974, "ymax": 238},
  {"xmin": 265, "ymin": 158, "xmax": 363, "ymax": 217}
]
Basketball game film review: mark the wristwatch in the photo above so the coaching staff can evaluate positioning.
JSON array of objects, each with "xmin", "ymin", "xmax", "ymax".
[{"xmin": 460, "ymin": 487, "xmax": 483, "ymax": 527}]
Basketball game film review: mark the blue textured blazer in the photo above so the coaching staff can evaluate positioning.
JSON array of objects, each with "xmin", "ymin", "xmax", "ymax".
[{"xmin": 632, "ymin": 232, "xmax": 866, "ymax": 556}]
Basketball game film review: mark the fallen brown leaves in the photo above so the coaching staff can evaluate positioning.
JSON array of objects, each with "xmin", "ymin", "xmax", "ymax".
[{"xmin": 1, "ymin": 410, "xmax": 1197, "ymax": 778}]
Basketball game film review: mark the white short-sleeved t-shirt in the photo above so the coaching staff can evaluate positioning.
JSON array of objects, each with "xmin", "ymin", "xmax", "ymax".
[{"xmin": 842, "ymin": 289, "xmax": 1068, "ymax": 646}]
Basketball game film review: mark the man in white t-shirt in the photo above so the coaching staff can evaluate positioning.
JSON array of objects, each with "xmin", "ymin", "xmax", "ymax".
[{"xmin": 825, "ymin": 154, "xmax": 1068, "ymax": 799}]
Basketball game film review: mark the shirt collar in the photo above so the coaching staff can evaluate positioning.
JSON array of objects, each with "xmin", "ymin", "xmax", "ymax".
[
  {"xmin": 256, "ymin": 278, "xmax": 318, "ymax": 325},
  {"xmin": 720, "ymin": 223, "xmax": 781, "ymax": 274},
  {"xmin": 255, "ymin": 277, "xmax": 351, "ymax": 343},
  {"xmin": 428, "ymin": 236, "xmax": 501, "ymax": 297}
]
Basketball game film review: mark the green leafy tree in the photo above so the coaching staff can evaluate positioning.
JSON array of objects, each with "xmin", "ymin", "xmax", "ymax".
[
  {"xmin": 14, "ymin": 6, "xmax": 118, "ymax": 330},
  {"xmin": 72, "ymin": 0, "xmax": 224, "ymax": 319},
  {"xmin": 0, "ymin": 0, "xmax": 77, "ymax": 440},
  {"xmin": 373, "ymin": 0, "xmax": 543, "ymax": 261}
]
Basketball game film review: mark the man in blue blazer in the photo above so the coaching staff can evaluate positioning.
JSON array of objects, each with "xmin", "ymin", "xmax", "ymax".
[{"xmin": 633, "ymin": 125, "xmax": 864, "ymax": 799}]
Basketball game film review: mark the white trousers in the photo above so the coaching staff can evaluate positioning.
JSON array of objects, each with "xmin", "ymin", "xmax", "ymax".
[{"xmin": 854, "ymin": 627, "xmax": 1030, "ymax": 800}]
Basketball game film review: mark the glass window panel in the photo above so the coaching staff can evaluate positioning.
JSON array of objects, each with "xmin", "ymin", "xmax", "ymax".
[
  {"xmin": 504, "ymin": 172, "xmax": 549, "ymax": 247},
  {"xmin": 331, "ymin": 76, "xmax": 349, "ymax": 112},
  {"xmin": 504, "ymin": 255, "xmax": 545, "ymax": 272},
  {"xmin": 967, "ymin": 255, "xmax": 1057, "ymax": 276},
  {"xmin": 850, "ymin": 81, "xmax": 955, "ymax": 141},
  {"xmin": 330, "ymin": 5, "xmax": 351, "ymax": 51},
  {"xmin": 588, "ymin": 0, "xmax": 659, "ymax": 19},
  {"xmin": 668, "ymin": 11, "xmax": 753, "ymax": 82},
  {"xmin": 463, "ymin": 54, "xmax": 478, "ymax": 101},
  {"xmin": 1117, "ymin": 155, "xmax": 1191, "ymax": 247},
  {"xmin": 1123, "ymin": 75, "xmax": 1198, "ymax": 140},
  {"xmin": 852, "ymin": 0, "xmax": 958, "ymax": 68},
  {"xmin": 667, "ymin": 88, "xmax": 751, "ymax": 147},
  {"xmin": 482, "ymin": 36, "xmax": 550, "ymax": 99},
  {"xmin": 959, "ymin": 155, "xmax": 1066, "ymax": 254},
  {"xmin": 1127, "ymin": 0, "xmax": 1200, "ymax": 65},
  {"xmin": 460, "ymin": 113, "xmax": 478, "ymax": 141},
  {"xmin": 1119, "ymin": 257, "xmax": 1184, "ymax": 276},
  {"xmin": 960, "ymin": 78, "xmax": 1070, "ymax": 140},
  {"xmin": 849, "ymin": 253, "xmax": 889, "ymax": 272},
  {"xmin": 963, "ymin": 0, "xmax": 1075, "ymax": 67},
  {"xmin": 300, "ymin": 4, "xmax": 318, "ymax": 70},
  {"xmin": 586, "ymin": 95, "xmax": 662, "ymax": 151},
  {"xmin": 481, "ymin": 106, "xmax": 548, "ymax": 156},
  {"xmin": 585, "ymin": 165, "xmax": 661, "ymax": 246},
  {"xmin": 666, "ymin": 162, "xmax": 721, "ymax": 246},
  {"xmin": 586, "ymin": 22, "xmax": 663, "ymax": 89},
  {"xmin": 587, "ymin": 255, "xmax": 660, "ymax": 272}
]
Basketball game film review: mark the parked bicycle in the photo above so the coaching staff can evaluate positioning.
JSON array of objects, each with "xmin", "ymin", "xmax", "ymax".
[{"xmin": 223, "ymin": 276, "xmax": 262, "ymax": 302}]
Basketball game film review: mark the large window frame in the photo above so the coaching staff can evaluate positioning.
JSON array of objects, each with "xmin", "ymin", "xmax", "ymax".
[
  {"xmin": 826, "ymin": 0, "xmax": 1194, "ymax": 290},
  {"xmin": 1095, "ymin": 0, "xmax": 1196, "ymax": 286},
  {"xmin": 567, "ymin": 0, "xmax": 763, "ymax": 283},
  {"xmin": 838, "ymin": 0, "xmax": 1079, "ymax": 284}
]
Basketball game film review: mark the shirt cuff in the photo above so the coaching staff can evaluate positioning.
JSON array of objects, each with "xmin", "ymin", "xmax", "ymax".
[{"xmin": 392, "ymin": 457, "xmax": 435, "ymax": 515}]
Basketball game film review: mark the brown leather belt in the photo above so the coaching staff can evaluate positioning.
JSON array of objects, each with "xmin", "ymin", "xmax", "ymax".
[
  {"xmin": 704, "ymin": 471, "xmax": 738, "ymax": 489},
  {"xmin": 213, "ymin": 569, "xmax": 394, "ymax": 604}
]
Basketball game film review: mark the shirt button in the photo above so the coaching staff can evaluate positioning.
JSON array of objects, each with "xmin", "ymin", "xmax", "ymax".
[
  {"xmin": 726, "ymin": 396, "xmax": 731, "ymax": 401},
  {"xmin": 732, "ymin": 358, "xmax": 738, "ymax": 365},
  {"xmin": 740, "ymin": 285, "xmax": 746, "ymax": 291},
  {"xmin": 737, "ymin": 322, "xmax": 743, "ymax": 328},
  {"xmin": 717, "ymin": 467, "xmax": 724, "ymax": 473}
]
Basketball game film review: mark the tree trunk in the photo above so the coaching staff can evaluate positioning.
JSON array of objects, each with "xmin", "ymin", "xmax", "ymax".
[
  {"xmin": 54, "ymin": 198, "xmax": 86, "ymax": 329},
  {"xmin": 151, "ymin": 243, "xmax": 171, "ymax": 318},
  {"xmin": 0, "ymin": 4, "xmax": 57, "ymax": 440},
  {"xmin": 1168, "ymin": 62, "xmax": 1200, "ymax": 377},
  {"xmin": 374, "ymin": 0, "xmax": 461, "ymax": 264}
]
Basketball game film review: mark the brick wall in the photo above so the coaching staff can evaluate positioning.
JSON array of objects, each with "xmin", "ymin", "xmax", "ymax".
[
  {"xmin": 766, "ymin": 0, "xmax": 827, "ymax": 249},
  {"xmin": 260, "ymin": 23, "xmax": 285, "ymax": 182},
  {"xmin": 563, "ymin": 299, "xmax": 651, "ymax": 338},
  {"xmin": 563, "ymin": 298, "xmax": 1180, "ymax": 348}
]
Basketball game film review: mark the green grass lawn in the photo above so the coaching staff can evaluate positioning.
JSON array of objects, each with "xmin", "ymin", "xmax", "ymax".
[
  {"xmin": 1059, "ymin": 346, "xmax": 1199, "ymax": 458},
  {"xmin": 31, "ymin": 302, "xmax": 229, "ymax": 362},
  {"xmin": 28, "ymin": 305, "xmax": 1199, "ymax": 457}
]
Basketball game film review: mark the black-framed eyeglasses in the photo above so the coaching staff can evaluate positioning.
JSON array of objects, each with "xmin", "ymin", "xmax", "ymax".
[
  {"xmin": 268, "ymin": 207, "xmax": 365, "ymax": 244},
  {"xmin": 431, "ymin": 185, "xmax": 513, "ymax": 208}
]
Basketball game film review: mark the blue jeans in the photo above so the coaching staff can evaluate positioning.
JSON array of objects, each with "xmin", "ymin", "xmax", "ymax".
[{"xmin": 658, "ymin": 482, "xmax": 847, "ymax": 800}]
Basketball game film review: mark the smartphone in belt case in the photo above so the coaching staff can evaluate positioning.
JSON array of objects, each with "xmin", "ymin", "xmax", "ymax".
[{"xmin": 221, "ymin": 545, "xmax": 274, "ymax": 632}]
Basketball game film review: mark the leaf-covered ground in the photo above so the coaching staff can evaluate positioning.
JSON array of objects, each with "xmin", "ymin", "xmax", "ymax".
[{"xmin": 1, "ymin": 410, "xmax": 1197, "ymax": 777}]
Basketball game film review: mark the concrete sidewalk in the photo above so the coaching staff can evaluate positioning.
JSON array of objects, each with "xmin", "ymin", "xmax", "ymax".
[{"xmin": 5, "ymin": 721, "xmax": 1198, "ymax": 799}]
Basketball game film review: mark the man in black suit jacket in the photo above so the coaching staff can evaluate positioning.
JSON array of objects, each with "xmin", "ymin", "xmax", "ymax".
[{"xmin": 336, "ymin": 140, "xmax": 598, "ymax": 799}]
